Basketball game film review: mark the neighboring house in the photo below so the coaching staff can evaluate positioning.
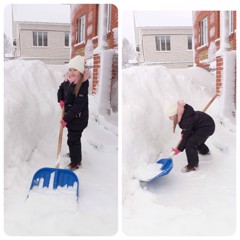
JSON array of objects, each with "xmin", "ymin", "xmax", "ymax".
[
  {"xmin": 70, "ymin": 4, "xmax": 118, "ymax": 114},
  {"xmin": 13, "ymin": 21, "xmax": 70, "ymax": 64},
  {"xmin": 137, "ymin": 26, "xmax": 193, "ymax": 68},
  {"xmin": 193, "ymin": 11, "xmax": 236, "ymax": 117}
]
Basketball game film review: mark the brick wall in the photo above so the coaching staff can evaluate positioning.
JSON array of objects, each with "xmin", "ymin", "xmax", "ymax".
[
  {"xmin": 71, "ymin": 4, "xmax": 118, "ymax": 57},
  {"xmin": 71, "ymin": 4, "xmax": 118, "ymax": 104},
  {"xmin": 216, "ymin": 56, "xmax": 223, "ymax": 95},
  {"xmin": 93, "ymin": 54, "xmax": 100, "ymax": 94},
  {"xmin": 108, "ymin": 4, "xmax": 118, "ymax": 49},
  {"xmin": 194, "ymin": 11, "xmax": 220, "ymax": 68},
  {"xmin": 71, "ymin": 4, "xmax": 98, "ymax": 58},
  {"xmin": 194, "ymin": 11, "xmax": 236, "ymax": 101}
]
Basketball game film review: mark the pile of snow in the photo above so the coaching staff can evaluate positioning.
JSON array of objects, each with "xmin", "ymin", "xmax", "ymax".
[
  {"xmin": 134, "ymin": 162, "xmax": 164, "ymax": 182},
  {"xmin": 122, "ymin": 65, "xmax": 236, "ymax": 235},
  {"xmin": 4, "ymin": 60, "xmax": 117, "ymax": 235},
  {"xmin": 4, "ymin": 60, "xmax": 61, "ymax": 189}
]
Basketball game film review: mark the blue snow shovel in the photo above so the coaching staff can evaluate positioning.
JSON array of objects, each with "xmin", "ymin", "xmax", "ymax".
[
  {"xmin": 140, "ymin": 158, "xmax": 173, "ymax": 183},
  {"xmin": 28, "ymin": 108, "xmax": 79, "ymax": 199}
]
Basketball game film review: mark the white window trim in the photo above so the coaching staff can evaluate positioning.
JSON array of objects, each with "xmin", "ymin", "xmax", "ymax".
[
  {"xmin": 78, "ymin": 15, "xmax": 86, "ymax": 43},
  {"xmin": 200, "ymin": 17, "xmax": 208, "ymax": 46},
  {"xmin": 228, "ymin": 11, "xmax": 234, "ymax": 34},
  {"xmin": 33, "ymin": 31, "xmax": 48, "ymax": 47},
  {"xmin": 106, "ymin": 4, "xmax": 112, "ymax": 33},
  {"xmin": 187, "ymin": 35, "xmax": 193, "ymax": 50},
  {"xmin": 64, "ymin": 32, "xmax": 70, "ymax": 48},
  {"xmin": 155, "ymin": 35, "xmax": 171, "ymax": 52}
]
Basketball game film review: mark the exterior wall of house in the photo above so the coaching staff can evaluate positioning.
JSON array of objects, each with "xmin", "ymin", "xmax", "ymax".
[
  {"xmin": 193, "ymin": 11, "xmax": 237, "ymax": 99},
  {"xmin": 138, "ymin": 27, "xmax": 193, "ymax": 68},
  {"xmin": 71, "ymin": 4, "xmax": 118, "ymax": 97},
  {"xmin": 71, "ymin": 4, "xmax": 118, "ymax": 58},
  {"xmin": 15, "ymin": 22, "xmax": 70, "ymax": 64},
  {"xmin": 193, "ymin": 11, "xmax": 236, "ymax": 69}
]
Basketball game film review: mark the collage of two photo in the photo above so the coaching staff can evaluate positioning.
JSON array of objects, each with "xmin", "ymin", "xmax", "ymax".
[{"xmin": 3, "ymin": 3, "xmax": 237, "ymax": 238}]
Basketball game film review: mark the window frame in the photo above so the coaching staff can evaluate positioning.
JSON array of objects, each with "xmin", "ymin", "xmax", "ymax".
[
  {"xmin": 187, "ymin": 35, "xmax": 193, "ymax": 50},
  {"xmin": 229, "ymin": 11, "xmax": 234, "ymax": 34},
  {"xmin": 155, "ymin": 35, "xmax": 171, "ymax": 52},
  {"xmin": 106, "ymin": 4, "xmax": 112, "ymax": 33},
  {"xmin": 199, "ymin": 17, "xmax": 208, "ymax": 46},
  {"xmin": 33, "ymin": 31, "xmax": 48, "ymax": 47},
  {"xmin": 64, "ymin": 32, "xmax": 70, "ymax": 47},
  {"xmin": 77, "ymin": 15, "xmax": 86, "ymax": 43}
]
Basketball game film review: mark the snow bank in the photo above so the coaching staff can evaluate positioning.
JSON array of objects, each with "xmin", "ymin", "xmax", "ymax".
[{"xmin": 4, "ymin": 60, "xmax": 63, "ymax": 189}]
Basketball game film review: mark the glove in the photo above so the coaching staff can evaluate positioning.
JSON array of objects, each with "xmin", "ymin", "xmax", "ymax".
[
  {"xmin": 59, "ymin": 100, "xmax": 64, "ymax": 109},
  {"xmin": 60, "ymin": 119, "xmax": 67, "ymax": 128},
  {"xmin": 171, "ymin": 148, "xmax": 181, "ymax": 155}
]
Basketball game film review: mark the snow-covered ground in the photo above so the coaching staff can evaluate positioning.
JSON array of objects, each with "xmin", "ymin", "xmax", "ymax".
[
  {"xmin": 4, "ymin": 60, "xmax": 118, "ymax": 235},
  {"xmin": 122, "ymin": 65, "xmax": 236, "ymax": 235},
  {"xmin": 3, "ymin": 60, "xmax": 237, "ymax": 238}
]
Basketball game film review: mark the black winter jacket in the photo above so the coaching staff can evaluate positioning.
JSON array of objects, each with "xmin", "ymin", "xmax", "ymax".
[
  {"xmin": 57, "ymin": 80, "xmax": 89, "ymax": 127},
  {"xmin": 177, "ymin": 104, "xmax": 215, "ymax": 151}
]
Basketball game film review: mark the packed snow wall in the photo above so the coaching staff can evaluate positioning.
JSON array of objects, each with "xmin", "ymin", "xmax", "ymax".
[{"xmin": 4, "ymin": 60, "xmax": 64, "ymax": 188}]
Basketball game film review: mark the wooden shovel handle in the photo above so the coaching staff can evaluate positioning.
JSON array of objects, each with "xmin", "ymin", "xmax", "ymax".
[{"xmin": 56, "ymin": 107, "xmax": 65, "ymax": 160}]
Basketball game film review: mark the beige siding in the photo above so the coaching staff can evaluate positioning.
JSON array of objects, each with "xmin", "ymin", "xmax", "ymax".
[
  {"xmin": 138, "ymin": 27, "xmax": 193, "ymax": 68},
  {"xmin": 15, "ymin": 22, "xmax": 70, "ymax": 64}
]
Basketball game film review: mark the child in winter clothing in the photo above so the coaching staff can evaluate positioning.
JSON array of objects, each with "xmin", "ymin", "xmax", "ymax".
[
  {"xmin": 165, "ymin": 100, "xmax": 215, "ymax": 172},
  {"xmin": 57, "ymin": 55, "xmax": 89, "ymax": 170}
]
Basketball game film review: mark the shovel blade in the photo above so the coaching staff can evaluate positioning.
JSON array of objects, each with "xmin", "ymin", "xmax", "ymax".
[{"xmin": 29, "ymin": 167, "xmax": 79, "ymax": 198}]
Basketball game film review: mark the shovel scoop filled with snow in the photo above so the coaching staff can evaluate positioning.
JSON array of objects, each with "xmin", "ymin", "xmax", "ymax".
[
  {"xmin": 134, "ymin": 158, "xmax": 173, "ymax": 183},
  {"xmin": 28, "ymin": 167, "xmax": 79, "ymax": 200}
]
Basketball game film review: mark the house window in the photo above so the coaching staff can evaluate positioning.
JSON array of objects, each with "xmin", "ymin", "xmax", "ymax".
[
  {"xmin": 187, "ymin": 35, "xmax": 193, "ymax": 50},
  {"xmin": 155, "ymin": 36, "xmax": 171, "ymax": 51},
  {"xmin": 200, "ymin": 17, "xmax": 208, "ymax": 46},
  {"xmin": 106, "ymin": 4, "xmax": 112, "ymax": 32},
  {"xmin": 229, "ymin": 11, "xmax": 234, "ymax": 34},
  {"xmin": 65, "ymin": 33, "xmax": 70, "ymax": 47},
  {"xmin": 77, "ymin": 15, "xmax": 86, "ymax": 43},
  {"xmin": 33, "ymin": 32, "xmax": 48, "ymax": 47}
]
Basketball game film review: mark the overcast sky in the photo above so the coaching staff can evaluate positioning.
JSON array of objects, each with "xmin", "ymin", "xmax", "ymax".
[
  {"xmin": 4, "ymin": 4, "xmax": 70, "ymax": 40},
  {"xmin": 5, "ymin": 5, "xmax": 193, "ymax": 46},
  {"xmin": 122, "ymin": 11, "xmax": 193, "ymax": 46}
]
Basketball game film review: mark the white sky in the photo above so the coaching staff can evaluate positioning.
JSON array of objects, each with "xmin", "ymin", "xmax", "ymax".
[
  {"xmin": 122, "ymin": 11, "xmax": 193, "ymax": 46},
  {"xmin": 4, "ymin": 4, "xmax": 70, "ymax": 40}
]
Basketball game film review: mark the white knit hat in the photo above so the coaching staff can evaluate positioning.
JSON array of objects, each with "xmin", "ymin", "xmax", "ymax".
[
  {"xmin": 68, "ymin": 55, "xmax": 85, "ymax": 74},
  {"xmin": 164, "ymin": 102, "xmax": 178, "ymax": 117}
]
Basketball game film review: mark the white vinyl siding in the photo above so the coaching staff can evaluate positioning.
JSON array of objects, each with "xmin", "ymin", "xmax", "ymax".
[
  {"xmin": 15, "ymin": 22, "xmax": 70, "ymax": 64},
  {"xmin": 138, "ymin": 26, "xmax": 193, "ymax": 68}
]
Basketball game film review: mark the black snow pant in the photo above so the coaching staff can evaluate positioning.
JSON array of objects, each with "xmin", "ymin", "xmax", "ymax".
[
  {"xmin": 67, "ymin": 121, "xmax": 87, "ymax": 164},
  {"xmin": 185, "ymin": 134, "xmax": 211, "ymax": 166}
]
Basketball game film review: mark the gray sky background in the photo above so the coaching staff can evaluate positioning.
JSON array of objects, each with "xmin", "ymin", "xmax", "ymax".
[
  {"xmin": 4, "ymin": 5, "xmax": 192, "ymax": 42},
  {"xmin": 122, "ymin": 11, "xmax": 193, "ymax": 46},
  {"xmin": 4, "ymin": 4, "xmax": 70, "ymax": 40}
]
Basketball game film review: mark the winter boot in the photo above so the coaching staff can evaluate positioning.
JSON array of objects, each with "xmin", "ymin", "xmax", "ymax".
[
  {"xmin": 68, "ymin": 162, "xmax": 81, "ymax": 171},
  {"xmin": 181, "ymin": 164, "xmax": 199, "ymax": 173}
]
